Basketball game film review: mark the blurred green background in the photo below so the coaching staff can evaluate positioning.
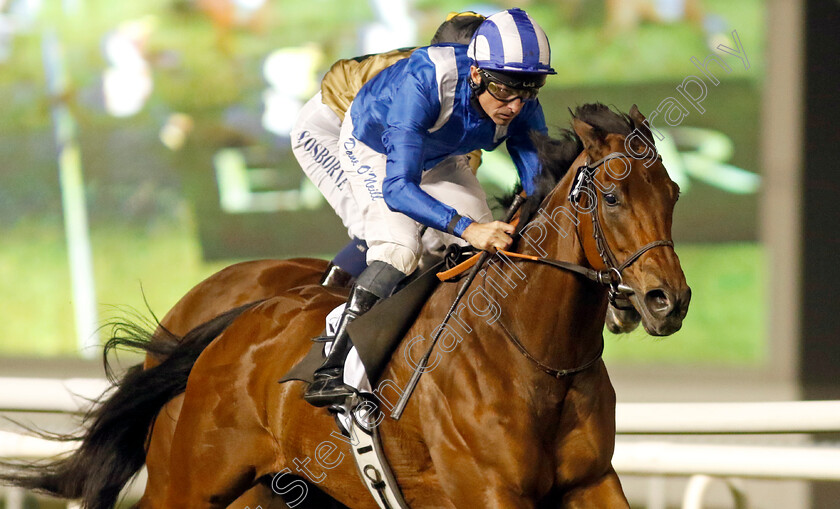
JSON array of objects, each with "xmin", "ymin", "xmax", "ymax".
[{"xmin": 0, "ymin": 0, "xmax": 765, "ymax": 364}]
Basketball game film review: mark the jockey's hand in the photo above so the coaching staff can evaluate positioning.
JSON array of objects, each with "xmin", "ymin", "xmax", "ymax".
[{"xmin": 461, "ymin": 221, "xmax": 515, "ymax": 253}]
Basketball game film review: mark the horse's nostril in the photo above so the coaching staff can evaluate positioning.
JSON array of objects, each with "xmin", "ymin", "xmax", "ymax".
[{"xmin": 644, "ymin": 289, "xmax": 672, "ymax": 317}]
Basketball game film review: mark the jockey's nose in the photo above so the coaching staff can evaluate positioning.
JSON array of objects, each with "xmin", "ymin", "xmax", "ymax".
[{"xmin": 507, "ymin": 98, "xmax": 524, "ymax": 114}]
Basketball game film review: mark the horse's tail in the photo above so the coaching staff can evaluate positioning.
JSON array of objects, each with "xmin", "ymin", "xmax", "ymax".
[{"xmin": 0, "ymin": 300, "xmax": 263, "ymax": 509}]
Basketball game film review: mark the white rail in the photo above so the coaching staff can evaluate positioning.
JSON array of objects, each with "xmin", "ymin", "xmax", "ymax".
[
  {"xmin": 0, "ymin": 430, "xmax": 77, "ymax": 457},
  {"xmin": 613, "ymin": 440, "xmax": 840, "ymax": 481},
  {"xmin": 5, "ymin": 377, "xmax": 840, "ymax": 432},
  {"xmin": 616, "ymin": 400, "xmax": 840, "ymax": 434},
  {"xmin": 0, "ymin": 377, "xmax": 110, "ymax": 412},
  {"xmin": 3, "ymin": 379, "xmax": 840, "ymax": 509}
]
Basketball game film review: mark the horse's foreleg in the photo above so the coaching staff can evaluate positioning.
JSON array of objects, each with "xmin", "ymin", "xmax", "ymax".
[
  {"xmin": 479, "ymin": 491, "xmax": 537, "ymax": 509},
  {"xmin": 230, "ymin": 483, "xmax": 291, "ymax": 509},
  {"xmin": 430, "ymin": 486, "xmax": 534, "ymax": 509},
  {"xmin": 554, "ymin": 363, "xmax": 626, "ymax": 508},
  {"xmin": 560, "ymin": 469, "xmax": 629, "ymax": 509}
]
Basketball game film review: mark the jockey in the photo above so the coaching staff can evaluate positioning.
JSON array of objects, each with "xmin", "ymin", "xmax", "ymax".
[
  {"xmin": 291, "ymin": 12, "xmax": 486, "ymax": 288},
  {"xmin": 304, "ymin": 7, "xmax": 555, "ymax": 407}
]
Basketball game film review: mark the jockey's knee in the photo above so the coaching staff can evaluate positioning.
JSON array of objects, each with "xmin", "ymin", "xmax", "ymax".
[{"xmin": 366, "ymin": 242, "xmax": 421, "ymax": 276}]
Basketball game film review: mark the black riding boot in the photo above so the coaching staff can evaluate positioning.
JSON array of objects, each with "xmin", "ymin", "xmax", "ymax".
[
  {"xmin": 304, "ymin": 261, "xmax": 405, "ymax": 407},
  {"xmin": 319, "ymin": 262, "xmax": 354, "ymax": 288}
]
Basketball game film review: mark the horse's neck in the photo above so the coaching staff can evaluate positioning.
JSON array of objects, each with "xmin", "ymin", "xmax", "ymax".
[{"xmin": 497, "ymin": 153, "xmax": 608, "ymax": 373}]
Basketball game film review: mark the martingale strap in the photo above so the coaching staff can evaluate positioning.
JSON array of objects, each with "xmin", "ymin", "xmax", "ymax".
[{"xmin": 349, "ymin": 399, "xmax": 410, "ymax": 509}]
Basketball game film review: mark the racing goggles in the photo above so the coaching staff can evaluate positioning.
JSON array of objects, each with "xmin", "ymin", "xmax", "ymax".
[{"xmin": 479, "ymin": 69, "xmax": 543, "ymax": 103}]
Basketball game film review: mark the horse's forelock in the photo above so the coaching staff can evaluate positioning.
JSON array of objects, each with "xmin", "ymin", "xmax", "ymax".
[
  {"xmin": 504, "ymin": 103, "xmax": 636, "ymax": 230},
  {"xmin": 573, "ymin": 103, "xmax": 634, "ymax": 137},
  {"xmin": 530, "ymin": 129, "xmax": 581, "ymax": 194}
]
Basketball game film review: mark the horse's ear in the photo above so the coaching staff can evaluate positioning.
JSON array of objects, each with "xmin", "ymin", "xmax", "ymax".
[
  {"xmin": 573, "ymin": 117, "xmax": 605, "ymax": 154},
  {"xmin": 629, "ymin": 104, "xmax": 645, "ymax": 122},
  {"xmin": 629, "ymin": 104, "xmax": 653, "ymax": 141},
  {"xmin": 625, "ymin": 104, "xmax": 659, "ymax": 157}
]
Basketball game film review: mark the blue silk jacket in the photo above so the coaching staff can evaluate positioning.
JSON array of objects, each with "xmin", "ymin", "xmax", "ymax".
[{"xmin": 349, "ymin": 44, "xmax": 547, "ymax": 236}]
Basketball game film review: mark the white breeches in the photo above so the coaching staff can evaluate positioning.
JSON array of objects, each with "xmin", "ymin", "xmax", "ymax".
[{"xmin": 291, "ymin": 92, "xmax": 364, "ymax": 239}]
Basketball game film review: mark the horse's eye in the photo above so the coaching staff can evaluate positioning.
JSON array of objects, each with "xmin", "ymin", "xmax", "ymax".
[{"xmin": 604, "ymin": 193, "xmax": 619, "ymax": 206}]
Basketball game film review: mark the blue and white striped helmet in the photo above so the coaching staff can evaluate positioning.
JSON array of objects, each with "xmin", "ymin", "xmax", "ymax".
[{"xmin": 467, "ymin": 8, "xmax": 555, "ymax": 75}]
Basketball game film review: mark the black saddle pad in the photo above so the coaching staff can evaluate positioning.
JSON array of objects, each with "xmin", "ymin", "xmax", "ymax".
[
  {"xmin": 279, "ymin": 260, "xmax": 444, "ymax": 386},
  {"xmin": 279, "ymin": 339, "xmax": 327, "ymax": 384}
]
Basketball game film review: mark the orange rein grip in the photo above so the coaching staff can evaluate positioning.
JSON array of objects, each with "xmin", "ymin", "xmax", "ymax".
[
  {"xmin": 436, "ymin": 253, "xmax": 481, "ymax": 281},
  {"xmin": 497, "ymin": 250, "xmax": 540, "ymax": 261},
  {"xmin": 435, "ymin": 250, "xmax": 539, "ymax": 281},
  {"xmin": 436, "ymin": 203, "xmax": 527, "ymax": 281}
]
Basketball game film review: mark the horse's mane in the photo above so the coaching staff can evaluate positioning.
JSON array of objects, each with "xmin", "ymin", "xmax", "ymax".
[{"xmin": 505, "ymin": 103, "xmax": 633, "ymax": 232}]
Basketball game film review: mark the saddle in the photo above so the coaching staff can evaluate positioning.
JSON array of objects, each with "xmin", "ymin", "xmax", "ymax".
[{"xmin": 279, "ymin": 258, "xmax": 445, "ymax": 388}]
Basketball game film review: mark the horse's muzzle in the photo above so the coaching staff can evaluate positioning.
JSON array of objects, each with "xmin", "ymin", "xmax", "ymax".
[{"xmin": 641, "ymin": 285, "xmax": 691, "ymax": 336}]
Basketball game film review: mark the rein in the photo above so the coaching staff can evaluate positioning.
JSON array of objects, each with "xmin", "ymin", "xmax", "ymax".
[
  {"xmin": 443, "ymin": 153, "xmax": 673, "ymax": 292},
  {"xmin": 496, "ymin": 316, "xmax": 605, "ymax": 379},
  {"xmin": 456, "ymin": 152, "xmax": 674, "ymax": 379},
  {"xmin": 393, "ymin": 151, "xmax": 674, "ymax": 418}
]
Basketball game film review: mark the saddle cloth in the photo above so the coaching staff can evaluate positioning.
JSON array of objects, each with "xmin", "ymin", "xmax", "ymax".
[{"xmin": 276, "ymin": 261, "xmax": 444, "ymax": 509}]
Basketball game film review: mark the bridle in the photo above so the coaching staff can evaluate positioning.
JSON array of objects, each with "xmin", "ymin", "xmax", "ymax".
[
  {"xmin": 569, "ymin": 152, "xmax": 674, "ymax": 308},
  {"xmin": 486, "ymin": 151, "xmax": 674, "ymax": 378},
  {"xmin": 507, "ymin": 152, "xmax": 673, "ymax": 304},
  {"xmin": 392, "ymin": 149, "xmax": 677, "ymax": 417}
]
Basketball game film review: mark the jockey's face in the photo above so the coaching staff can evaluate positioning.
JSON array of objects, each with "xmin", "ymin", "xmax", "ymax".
[{"xmin": 470, "ymin": 66, "xmax": 527, "ymax": 126}]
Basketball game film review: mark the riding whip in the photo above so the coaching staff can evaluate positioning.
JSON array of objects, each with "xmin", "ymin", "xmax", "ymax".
[{"xmin": 390, "ymin": 193, "xmax": 526, "ymax": 419}]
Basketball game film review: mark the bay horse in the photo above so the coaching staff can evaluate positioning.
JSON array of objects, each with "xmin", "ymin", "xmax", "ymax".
[
  {"xmin": 143, "ymin": 260, "xmax": 639, "ymax": 509},
  {"xmin": 1, "ymin": 103, "xmax": 689, "ymax": 508}
]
